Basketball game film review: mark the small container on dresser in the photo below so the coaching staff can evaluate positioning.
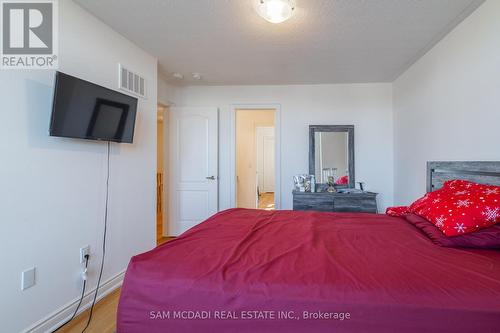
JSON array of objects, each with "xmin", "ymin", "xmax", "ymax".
[{"xmin": 292, "ymin": 190, "xmax": 378, "ymax": 213}]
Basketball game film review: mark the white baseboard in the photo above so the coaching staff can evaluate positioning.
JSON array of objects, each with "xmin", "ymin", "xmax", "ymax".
[{"xmin": 23, "ymin": 269, "xmax": 125, "ymax": 333}]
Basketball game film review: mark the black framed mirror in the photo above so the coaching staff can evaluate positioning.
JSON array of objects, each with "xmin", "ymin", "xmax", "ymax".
[{"xmin": 309, "ymin": 125, "xmax": 355, "ymax": 188}]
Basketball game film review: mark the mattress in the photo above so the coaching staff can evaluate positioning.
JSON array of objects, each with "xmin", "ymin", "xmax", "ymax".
[{"xmin": 117, "ymin": 208, "xmax": 500, "ymax": 332}]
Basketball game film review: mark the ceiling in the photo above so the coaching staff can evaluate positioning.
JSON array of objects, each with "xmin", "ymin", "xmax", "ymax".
[{"xmin": 74, "ymin": 0, "xmax": 485, "ymax": 85}]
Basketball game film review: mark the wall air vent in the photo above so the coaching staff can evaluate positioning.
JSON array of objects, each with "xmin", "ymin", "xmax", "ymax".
[{"xmin": 118, "ymin": 64, "xmax": 146, "ymax": 99}]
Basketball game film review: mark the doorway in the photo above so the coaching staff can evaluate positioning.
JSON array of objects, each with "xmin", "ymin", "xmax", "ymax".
[
  {"xmin": 235, "ymin": 109, "xmax": 276, "ymax": 210},
  {"xmin": 157, "ymin": 104, "xmax": 169, "ymax": 245},
  {"xmin": 256, "ymin": 126, "xmax": 275, "ymax": 210}
]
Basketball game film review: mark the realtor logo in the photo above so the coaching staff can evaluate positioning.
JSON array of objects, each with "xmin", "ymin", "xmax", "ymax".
[{"xmin": 1, "ymin": 0, "xmax": 58, "ymax": 69}]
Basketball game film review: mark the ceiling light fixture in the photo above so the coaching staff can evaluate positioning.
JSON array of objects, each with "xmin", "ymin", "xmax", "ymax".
[{"xmin": 256, "ymin": 0, "xmax": 295, "ymax": 24}]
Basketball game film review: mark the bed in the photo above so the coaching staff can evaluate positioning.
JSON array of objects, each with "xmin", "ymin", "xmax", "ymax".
[{"xmin": 117, "ymin": 162, "xmax": 500, "ymax": 333}]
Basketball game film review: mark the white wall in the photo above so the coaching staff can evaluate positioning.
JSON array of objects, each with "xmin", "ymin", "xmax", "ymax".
[
  {"xmin": 168, "ymin": 84, "xmax": 394, "ymax": 211},
  {"xmin": 0, "ymin": 1, "xmax": 157, "ymax": 332},
  {"xmin": 157, "ymin": 76, "xmax": 179, "ymax": 106},
  {"xmin": 393, "ymin": 0, "xmax": 500, "ymax": 205}
]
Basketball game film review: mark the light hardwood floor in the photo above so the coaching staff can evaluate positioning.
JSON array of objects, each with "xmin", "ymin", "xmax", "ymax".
[
  {"xmin": 258, "ymin": 192, "xmax": 275, "ymax": 210},
  {"xmin": 56, "ymin": 288, "xmax": 121, "ymax": 333},
  {"xmin": 57, "ymin": 237, "xmax": 174, "ymax": 332},
  {"xmin": 56, "ymin": 191, "xmax": 272, "ymax": 332},
  {"xmin": 157, "ymin": 203, "xmax": 174, "ymax": 245}
]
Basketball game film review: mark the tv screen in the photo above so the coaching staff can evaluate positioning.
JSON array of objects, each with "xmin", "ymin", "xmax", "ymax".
[{"xmin": 50, "ymin": 72, "xmax": 138, "ymax": 143}]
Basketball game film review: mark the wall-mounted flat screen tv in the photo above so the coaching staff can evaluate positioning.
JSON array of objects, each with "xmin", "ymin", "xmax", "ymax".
[{"xmin": 50, "ymin": 72, "xmax": 138, "ymax": 143}]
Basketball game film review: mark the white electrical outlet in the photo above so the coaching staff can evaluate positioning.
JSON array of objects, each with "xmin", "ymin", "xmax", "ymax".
[
  {"xmin": 21, "ymin": 267, "xmax": 36, "ymax": 290},
  {"xmin": 80, "ymin": 246, "xmax": 90, "ymax": 263}
]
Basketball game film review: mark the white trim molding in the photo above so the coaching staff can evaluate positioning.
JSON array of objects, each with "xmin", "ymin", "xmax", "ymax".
[
  {"xmin": 23, "ymin": 270, "xmax": 125, "ymax": 333},
  {"xmin": 230, "ymin": 104, "xmax": 282, "ymax": 210}
]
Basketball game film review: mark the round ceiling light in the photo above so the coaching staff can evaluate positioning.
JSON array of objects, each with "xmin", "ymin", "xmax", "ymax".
[{"xmin": 256, "ymin": 0, "xmax": 296, "ymax": 24}]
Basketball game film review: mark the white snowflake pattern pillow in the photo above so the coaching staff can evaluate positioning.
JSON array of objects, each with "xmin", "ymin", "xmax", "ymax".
[{"xmin": 409, "ymin": 180, "xmax": 500, "ymax": 236}]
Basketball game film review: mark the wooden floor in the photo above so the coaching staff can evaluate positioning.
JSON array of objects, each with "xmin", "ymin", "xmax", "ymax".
[
  {"xmin": 59, "ymin": 185, "xmax": 276, "ymax": 332},
  {"xmin": 158, "ymin": 236, "xmax": 175, "ymax": 245},
  {"xmin": 56, "ymin": 191, "xmax": 272, "ymax": 332},
  {"xmin": 56, "ymin": 288, "xmax": 121, "ymax": 333},
  {"xmin": 57, "ymin": 191, "xmax": 270, "ymax": 332},
  {"xmin": 157, "ymin": 203, "xmax": 175, "ymax": 245},
  {"xmin": 258, "ymin": 192, "xmax": 275, "ymax": 210},
  {"xmin": 57, "ymin": 236, "xmax": 175, "ymax": 332},
  {"xmin": 157, "ymin": 204, "xmax": 164, "ymax": 244},
  {"xmin": 57, "ymin": 171, "xmax": 173, "ymax": 332}
]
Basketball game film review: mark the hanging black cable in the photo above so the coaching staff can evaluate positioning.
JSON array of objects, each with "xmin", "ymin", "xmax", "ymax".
[
  {"xmin": 51, "ymin": 255, "xmax": 89, "ymax": 332},
  {"xmin": 81, "ymin": 140, "xmax": 111, "ymax": 332}
]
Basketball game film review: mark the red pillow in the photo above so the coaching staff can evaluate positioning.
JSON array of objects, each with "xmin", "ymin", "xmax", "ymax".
[
  {"xmin": 335, "ymin": 175, "xmax": 348, "ymax": 185},
  {"xmin": 404, "ymin": 214, "xmax": 500, "ymax": 249},
  {"xmin": 387, "ymin": 180, "xmax": 500, "ymax": 236},
  {"xmin": 386, "ymin": 206, "xmax": 410, "ymax": 217}
]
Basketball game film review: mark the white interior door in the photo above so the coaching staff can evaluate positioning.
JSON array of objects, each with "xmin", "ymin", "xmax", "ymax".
[
  {"xmin": 169, "ymin": 107, "xmax": 218, "ymax": 236},
  {"xmin": 256, "ymin": 127, "xmax": 275, "ymax": 193}
]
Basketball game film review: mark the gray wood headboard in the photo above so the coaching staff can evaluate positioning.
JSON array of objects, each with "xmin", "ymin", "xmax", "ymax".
[{"xmin": 427, "ymin": 161, "xmax": 500, "ymax": 192}]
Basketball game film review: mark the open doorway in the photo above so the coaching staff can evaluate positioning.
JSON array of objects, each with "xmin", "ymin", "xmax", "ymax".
[
  {"xmin": 157, "ymin": 104, "xmax": 171, "ymax": 245},
  {"xmin": 235, "ymin": 109, "xmax": 276, "ymax": 210}
]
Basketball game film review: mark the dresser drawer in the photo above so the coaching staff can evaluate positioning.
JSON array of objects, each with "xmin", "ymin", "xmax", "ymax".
[
  {"xmin": 292, "ymin": 191, "xmax": 378, "ymax": 213},
  {"xmin": 333, "ymin": 197, "xmax": 377, "ymax": 213},
  {"xmin": 293, "ymin": 195, "xmax": 334, "ymax": 212}
]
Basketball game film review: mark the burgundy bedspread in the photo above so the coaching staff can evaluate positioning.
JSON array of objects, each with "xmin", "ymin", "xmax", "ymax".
[{"xmin": 117, "ymin": 209, "xmax": 500, "ymax": 333}]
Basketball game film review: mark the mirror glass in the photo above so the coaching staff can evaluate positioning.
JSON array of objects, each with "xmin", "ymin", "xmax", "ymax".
[{"xmin": 314, "ymin": 132, "xmax": 349, "ymax": 184}]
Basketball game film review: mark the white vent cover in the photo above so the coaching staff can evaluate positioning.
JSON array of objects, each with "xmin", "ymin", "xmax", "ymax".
[{"xmin": 118, "ymin": 64, "xmax": 146, "ymax": 99}]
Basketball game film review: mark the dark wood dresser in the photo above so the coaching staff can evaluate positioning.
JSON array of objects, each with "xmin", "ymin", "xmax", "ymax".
[{"xmin": 293, "ymin": 191, "xmax": 378, "ymax": 213}]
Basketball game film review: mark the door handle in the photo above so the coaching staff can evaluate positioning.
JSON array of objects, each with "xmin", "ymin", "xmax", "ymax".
[{"xmin": 206, "ymin": 176, "xmax": 216, "ymax": 180}]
